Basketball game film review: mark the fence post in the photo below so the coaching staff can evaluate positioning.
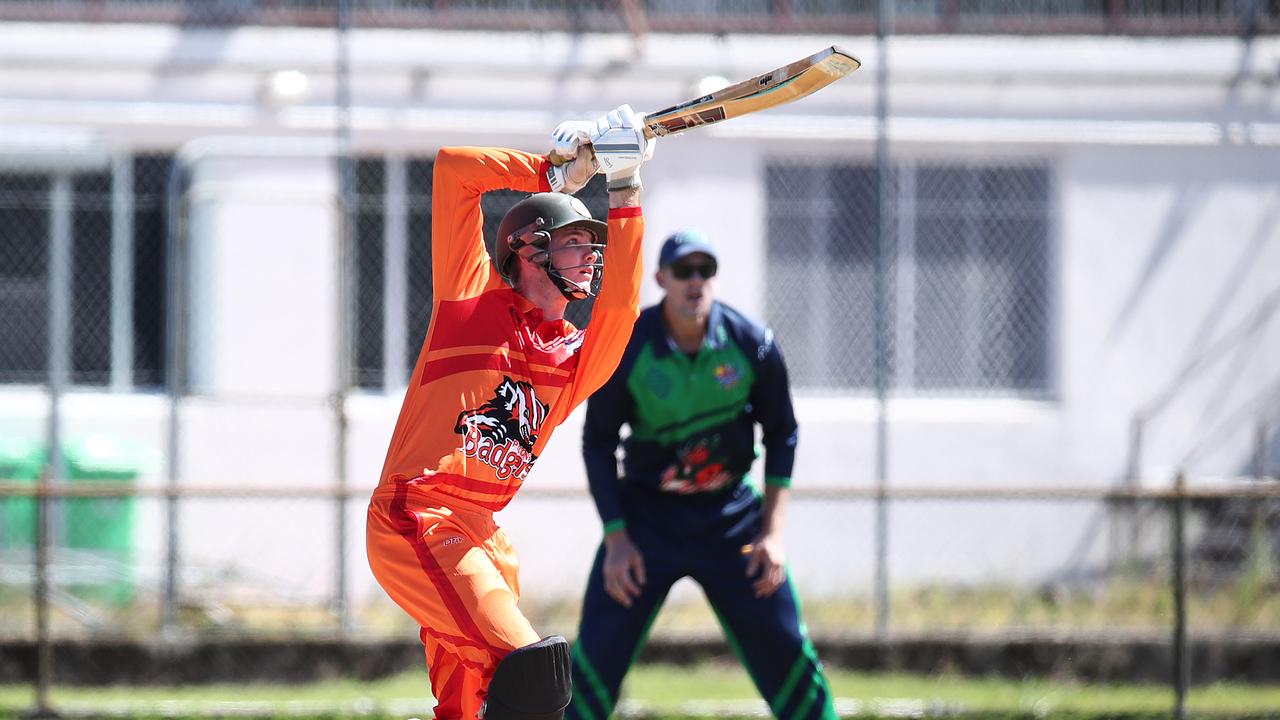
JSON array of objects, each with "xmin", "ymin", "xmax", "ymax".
[
  {"xmin": 32, "ymin": 474, "xmax": 54, "ymax": 718},
  {"xmin": 331, "ymin": 0, "xmax": 354, "ymax": 632},
  {"xmin": 872, "ymin": 0, "xmax": 895, "ymax": 640},
  {"xmin": 162, "ymin": 158, "xmax": 188, "ymax": 632},
  {"xmin": 1171, "ymin": 471, "xmax": 1188, "ymax": 720},
  {"xmin": 31, "ymin": 173, "xmax": 74, "ymax": 718},
  {"xmin": 1255, "ymin": 420, "xmax": 1268, "ymax": 480}
]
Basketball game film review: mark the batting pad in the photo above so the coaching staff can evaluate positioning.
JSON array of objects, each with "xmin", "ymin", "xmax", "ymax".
[{"xmin": 484, "ymin": 635, "xmax": 573, "ymax": 720}]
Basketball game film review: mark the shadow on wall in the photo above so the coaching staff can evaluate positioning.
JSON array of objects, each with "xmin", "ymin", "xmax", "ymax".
[
  {"xmin": 1191, "ymin": 417, "xmax": 1280, "ymax": 590},
  {"xmin": 1121, "ymin": 187, "xmax": 1280, "ymax": 481}
]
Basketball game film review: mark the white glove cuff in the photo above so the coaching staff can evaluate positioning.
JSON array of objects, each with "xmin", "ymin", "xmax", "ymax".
[{"xmin": 547, "ymin": 164, "xmax": 571, "ymax": 193}]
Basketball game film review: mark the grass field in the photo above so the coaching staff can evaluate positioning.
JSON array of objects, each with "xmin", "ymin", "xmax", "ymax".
[{"xmin": 3, "ymin": 662, "xmax": 1279, "ymax": 719}]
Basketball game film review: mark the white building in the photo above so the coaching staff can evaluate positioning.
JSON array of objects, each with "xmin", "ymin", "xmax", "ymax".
[{"xmin": 1, "ymin": 12, "xmax": 1278, "ymax": 618}]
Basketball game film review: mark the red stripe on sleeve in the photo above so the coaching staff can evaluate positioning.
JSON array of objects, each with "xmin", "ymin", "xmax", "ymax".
[
  {"xmin": 537, "ymin": 159, "xmax": 552, "ymax": 192},
  {"xmin": 608, "ymin": 206, "xmax": 643, "ymax": 219},
  {"xmin": 420, "ymin": 353, "xmax": 508, "ymax": 386},
  {"xmin": 419, "ymin": 352, "xmax": 568, "ymax": 389}
]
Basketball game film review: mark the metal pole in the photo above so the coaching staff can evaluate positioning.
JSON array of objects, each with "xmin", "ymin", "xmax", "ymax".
[
  {"xmin": 1171, "ymin": 472, "xmax": 1188, "ymax": 720},
  {"xmin": 162, "ymin": 159, "xmax": 187, "ymax": 632},
  {"xmin": 873, "ymin": 0, "xmax": 894, "ymax": 640},
  {"xmin": 1114, "ymin": 414, "xmax": 1144, "ymax": 573},
  {"xmin": 383, "ymin": 155, "xmax": 409, "ymax": 389},
  {"xmin": 35, "ymin": 173, "xmax": 74, "ymax": 717},
  {"xmin": 110, "ymin": 155, "xmax": 135, "ymax": 392},
  {"xmin": 1255, "ymin": 420, "xmax": 1267, "ymax": 480},
  {"xmin": 33, "ymin": 468, "xmax": 54, "ymax": 719},
  {"xmin": 332, "ymin": 0, "xmax": 353, "ymax": 631}
]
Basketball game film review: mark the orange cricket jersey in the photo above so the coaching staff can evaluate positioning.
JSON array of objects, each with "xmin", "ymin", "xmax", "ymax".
[{"xmin": 375, "ymin": 146, "xmax": 643, "ymax": 512}]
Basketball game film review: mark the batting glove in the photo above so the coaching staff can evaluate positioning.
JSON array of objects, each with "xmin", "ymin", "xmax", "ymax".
[
  {"xmin": 588, "ymin": 104, "xmax": 655, "ymax": 191},
  {"xmin": 550, "ymin": 120, "xmax": 594, "ymax": 159},
  {"xmin": 546, "ymin": 119, "xmax": 599, "ymax": 195}
]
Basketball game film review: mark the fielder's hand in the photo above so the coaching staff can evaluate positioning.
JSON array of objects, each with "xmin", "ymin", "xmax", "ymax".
[
  {"xmin": 588, "ymin": 104, "xmax": 655, "ymax": 191},
  {"xmin": 745, "ymin": 532, "xmax": 787, "ymax": 598},
  {"xmin": 546, "ymin": 119, "xmax": 598, "ymax": 194},
  {"xmin": 602, "ymin": 528, "xmax": 646, "ymax": 608}
]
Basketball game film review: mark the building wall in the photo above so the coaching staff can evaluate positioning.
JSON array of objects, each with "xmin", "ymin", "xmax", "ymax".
[{"xmin": 1, "ymin": 24, "xmax": 1278, "ymax": 603}]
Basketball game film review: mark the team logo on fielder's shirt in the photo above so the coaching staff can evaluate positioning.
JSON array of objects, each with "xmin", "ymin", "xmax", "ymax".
[
  {"xmin": 658, "ymin": 436, "xmax": 733, "ymax": 494},
  {"xmin": 454, "ymin": 377, "xmax": 548, "ymax": 481},
  {"xmin": 645, "ymin": 366, "xmax": 671, "ymax": 398},
  {"xmin": 713, "ymin": 363, "xmax": 741, "ymax": 390}
]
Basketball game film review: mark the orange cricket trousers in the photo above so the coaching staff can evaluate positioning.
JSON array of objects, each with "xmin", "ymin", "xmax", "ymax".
[{"xmin": 367, "ymin": 484, "xmax": 541, "ymax": 720}]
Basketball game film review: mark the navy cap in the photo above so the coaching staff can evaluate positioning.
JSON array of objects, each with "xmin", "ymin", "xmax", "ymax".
[{"xmin": 658, "ymin": 229, "xmax": 718, "ymax": 268}]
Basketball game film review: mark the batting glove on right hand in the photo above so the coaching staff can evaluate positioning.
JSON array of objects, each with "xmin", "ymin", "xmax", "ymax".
[{"xmin": 588, "ymin": 104, "xmax": 655, "ymax": 191}]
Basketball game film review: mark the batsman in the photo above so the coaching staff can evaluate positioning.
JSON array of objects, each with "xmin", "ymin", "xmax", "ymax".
[
  {"xmin": 570, "ymin": 231, "xmax": 837, "ymax": 720},
  {"xmin": 366, "ymin": 105, "xmax": 654, "ymax": 720}
]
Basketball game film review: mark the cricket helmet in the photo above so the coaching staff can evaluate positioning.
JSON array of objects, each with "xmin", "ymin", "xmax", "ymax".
[{"xmin": 496, "ymin": 192, "xmax": 608, "ymax": 301}]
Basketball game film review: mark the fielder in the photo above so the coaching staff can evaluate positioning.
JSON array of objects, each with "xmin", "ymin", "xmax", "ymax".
[
  {"xmin": 570, "ymin": 231, "xmax": 836, "ymax": 720},
  {"xmin": 366, "ymin": 106, "xmax": 654, "ymax": 720}
]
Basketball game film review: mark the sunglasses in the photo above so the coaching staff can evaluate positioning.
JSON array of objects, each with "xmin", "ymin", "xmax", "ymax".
[{"xmin": 669, "ymin": 261, "xmax": 718, "ymax": 280}]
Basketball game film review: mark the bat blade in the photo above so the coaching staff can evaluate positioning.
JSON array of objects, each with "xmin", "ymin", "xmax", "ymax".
[{"xmin": 642, "ymin": 45, "xmax": 861, "ymax": 139}]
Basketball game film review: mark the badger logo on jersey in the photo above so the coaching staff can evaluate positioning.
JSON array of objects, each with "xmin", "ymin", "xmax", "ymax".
[
  {"xmin": 658, "ymin": 436, "xmax": 733, "ymax": 494},
  {"xmin": 456, "ymin": 377, "xmax": 548, "ymax": 452},
  {"xmin": 455, "ymin": 377, "xmax": 548, "ymax": 481}
]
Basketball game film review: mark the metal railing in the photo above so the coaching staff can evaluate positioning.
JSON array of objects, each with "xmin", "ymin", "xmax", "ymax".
[
  {"xmin": 3, "ymin": 476, "xmax": 1279, "ymax": 718},
  {"xmin": 0, "ymin": 0, "xmax": 1273, "ymax": 35}
]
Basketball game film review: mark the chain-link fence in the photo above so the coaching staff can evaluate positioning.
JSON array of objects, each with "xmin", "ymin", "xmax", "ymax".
[
  {"xmin": 765, "ymin": 160, "xmax": 1053, "ymax": 395},
  {"xmin": 2, "ymin": 0, "xmax": 1280, "ymax": 718}
]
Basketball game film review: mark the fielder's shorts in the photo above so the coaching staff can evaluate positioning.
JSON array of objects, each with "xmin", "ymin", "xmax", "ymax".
[{"xmin": 367, "ymin": 484, "xmax": 540, "ymax": 720}]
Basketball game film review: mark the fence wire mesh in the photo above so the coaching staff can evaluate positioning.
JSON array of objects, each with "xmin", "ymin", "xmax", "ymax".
[
  {"xmin": 0, "ymin": 0, "xmax": 1279, "ymax": 717},
  {"xmin": 764, "ymin": 160, "xmax": 1053, "ymax": 395},
  {"xmin": 0, "ymin": 155, "xmax": 170, "ymax": 389}
]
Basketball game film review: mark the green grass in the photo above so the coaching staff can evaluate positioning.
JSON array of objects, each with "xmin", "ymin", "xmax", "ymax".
[
  {"xmin": 2, "ymin": 662, "xmax": 1279, "ymax": 719},
  {"xmin": 6, "ymin": 571, "xmax": 1280, "ymax": 638},
  {"xmin": 519, "ymin": 577, "xmax": 1280, "ymax": 637}
]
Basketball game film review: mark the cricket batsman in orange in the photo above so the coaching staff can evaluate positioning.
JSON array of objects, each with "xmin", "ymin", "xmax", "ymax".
[{"xmin": 366, "ymin": 105, "xmax": 654, "ymax": 720}]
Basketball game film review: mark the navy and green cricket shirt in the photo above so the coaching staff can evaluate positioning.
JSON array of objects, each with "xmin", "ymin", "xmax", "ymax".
[{"xmin": 582, "ymin": 300, "xmax": 799, "ymax": 533}]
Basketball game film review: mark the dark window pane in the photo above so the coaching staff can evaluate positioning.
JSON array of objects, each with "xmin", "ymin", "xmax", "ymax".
[
  {"xmin": 914, "ymin": 163, "xmax": 1051, "ymax": 393},
  {"xmin": 766, "ymin": 162, "xmax": 882, "ymax": 389},
  {"xmin": 72, "ymin": 171, "xmax": 113, "ymax": 384},
  {"xmin": 133, "ymin": 154, "xmax": 172, "ymax": 388},
  {"xmin": 767, "ymin": 160, "xmax": 1050, "ymax": 393},
  {"xmin": 0, "ymin": 174, "xmax": 50, "ymax": 383},
  {"xmin": 914, "ymin": 165, "xmax": 977, "ymax": 390},
  {"xmin": 830, "ymin": 164, "xmax": 886, "ymax": 388},
  {"xmin": 406, "ymin": 158, "xmax": 435, "ymax": 375},
  {"xmin": 354, "ymin": 157, "xmax": 385, "ymax": 389},
  {"xmin": 979, "ymin": 165, "xmax": 1051, "ymax": 390}
]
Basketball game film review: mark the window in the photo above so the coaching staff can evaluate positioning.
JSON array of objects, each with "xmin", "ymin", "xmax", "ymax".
[
  {"xmin": 766, "ymin": 160, "xmax": 1052, "ymax": 395},
  {"xmin": 352, "ymin": 156, "xmax": 609, "ymax": 391},
  {"xmin": 0, "ymin": 155, "xmax": 171, "ymax": 388}
]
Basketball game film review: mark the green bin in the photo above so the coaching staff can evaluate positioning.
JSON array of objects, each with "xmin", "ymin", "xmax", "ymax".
[
  {"xmin": 0, "ymin": 437, "xmax": 45, "ymax": 548},
  {"xmin": 63, "ymin": 436, "xmax": 142, "ymax": 605}
]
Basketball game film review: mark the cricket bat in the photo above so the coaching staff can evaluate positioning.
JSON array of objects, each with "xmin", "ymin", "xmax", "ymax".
[
  {"xmin": 640, "ymin": 45, "xmax": 860, "ymax": 138},
  {"xmin": 548, "ymin": 46, "xmax": 860, "ymax": 167}
]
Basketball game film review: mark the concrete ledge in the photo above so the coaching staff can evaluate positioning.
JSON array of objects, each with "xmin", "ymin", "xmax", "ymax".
[{"xmin": 1, "ymin": 632, "xmax": 1278, "ymax": 685}]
